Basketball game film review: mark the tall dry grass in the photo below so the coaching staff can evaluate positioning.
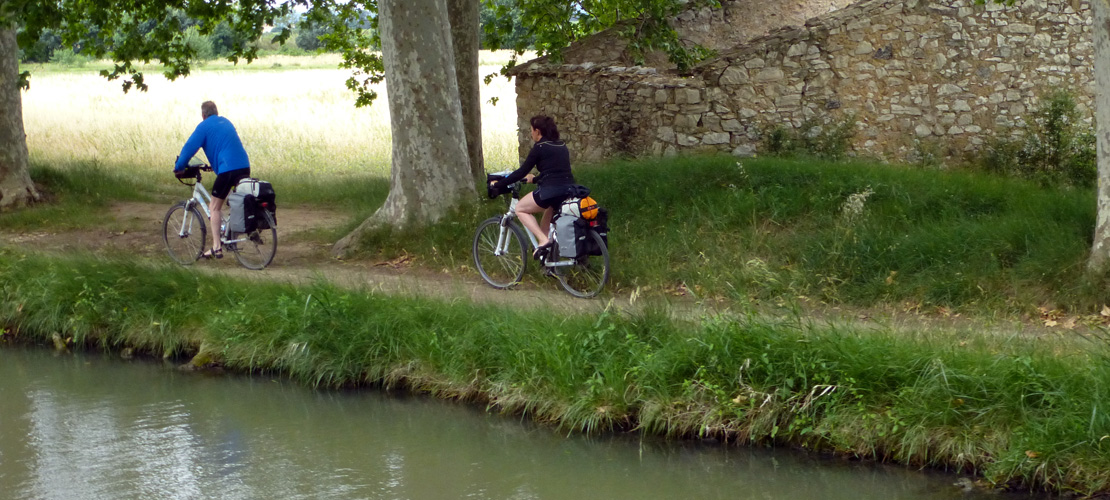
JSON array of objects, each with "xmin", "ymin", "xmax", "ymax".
[{"xmin": 21, "ymin": 52, "xmax": 523, "ymax": 178}]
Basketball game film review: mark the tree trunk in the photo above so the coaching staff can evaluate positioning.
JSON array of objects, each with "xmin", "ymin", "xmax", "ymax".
[
  {"xmin": 332, "ymin": 0, "xmax": 475, "ymax": 256},
  {"xmin": 1090, "ymin": 0, "xmax": 1110, "ymax": 271},
  {"xmin": 447, "ymin": 0, "xmax": 485, "ymax": 184},
  {"xmin": 0, "ymin": 28, "xmax": 37, "ymax": 211}
]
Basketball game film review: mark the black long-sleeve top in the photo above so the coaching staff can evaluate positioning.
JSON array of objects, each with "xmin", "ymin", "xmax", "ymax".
[{"xmin": 496, "ymin": 139, "xmax": 575, "ymax": 189}]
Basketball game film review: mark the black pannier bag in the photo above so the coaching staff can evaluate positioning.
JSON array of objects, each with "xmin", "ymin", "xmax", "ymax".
[
  {"xmin": 254, "ymin": 181, "xmax": 277, "ymax": 228},
  {"xmin": 585, "ymin": 207, "xmax": 609, "ymax": 256},
  {"xmin": 238, "ymin": 178, "xmax": 277, "ymax": 228},
  {"xmin": 226, "ymin": 192, "xmax": 257, "ymax": 233}
]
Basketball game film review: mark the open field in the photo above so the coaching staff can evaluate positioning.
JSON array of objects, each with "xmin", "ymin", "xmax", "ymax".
[{"xmin": 21, "ymin": 52, "xmax": 524, "ymax": 179}]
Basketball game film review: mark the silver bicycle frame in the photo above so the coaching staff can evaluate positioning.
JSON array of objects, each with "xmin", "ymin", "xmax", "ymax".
[
  {"xmin": 179, "ymin": 180, "xmax": 248, "ymax": 245},
  {"xmin": 497, "ymin": 197, "xmax": 576, "ymax": 267}
]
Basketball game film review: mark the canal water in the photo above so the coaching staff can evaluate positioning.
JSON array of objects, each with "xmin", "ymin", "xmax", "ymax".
[{"xmin": 0, "ymin": 346, "xmax": 1050, "ymax": 500}]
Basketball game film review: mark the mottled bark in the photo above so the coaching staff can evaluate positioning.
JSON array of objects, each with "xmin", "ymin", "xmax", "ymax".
[
  {"xmin": 447, "ymin": 0, "xmax": 484, "ymax": 184},
  {"xmin": 0, "ymin": 28, "xmax": 37, "ymax": 211},
  {"xmin": 333, "ymin": 0, "xmax": 475, "ymax": 256},
  {"xmin": 1090, "ymin": 0, "xmax": 1110, "ymax": 271}
]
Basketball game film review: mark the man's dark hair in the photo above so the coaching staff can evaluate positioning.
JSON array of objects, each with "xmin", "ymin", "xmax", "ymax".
[
  {"xmin": 201, "ymin": 101, "xmax": 219, "ymax": 119},
  {"xmin": 530, "ymin": 115, "xmax": 559, "ymax": 141}
]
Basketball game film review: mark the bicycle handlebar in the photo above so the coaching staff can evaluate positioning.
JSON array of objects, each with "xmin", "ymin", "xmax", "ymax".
[
  {"xmin": 174, "ymin": 163, "xmax": 211, "ymax": 185},
  {"xmin": 486, "ymin": 170, "xmax": 523, "ymax": 199}
]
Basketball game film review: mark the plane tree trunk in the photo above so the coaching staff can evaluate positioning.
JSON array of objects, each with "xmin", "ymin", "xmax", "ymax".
[
  {"xmin": 332, "ymin": 0, "xmax": 476, "ymax": 256},
  {"xmin": 0, "ymin": 27, "xmax": 38, "ymax": 212}
]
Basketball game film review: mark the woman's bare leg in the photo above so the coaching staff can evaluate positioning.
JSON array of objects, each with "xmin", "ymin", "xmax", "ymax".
[{"xmin": 515, "ymin": 192, "xmax": 549, "ymax": 247}]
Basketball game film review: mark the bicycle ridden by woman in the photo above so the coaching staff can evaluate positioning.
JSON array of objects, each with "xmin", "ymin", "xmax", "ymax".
[{"xmin": 489, "ymin": 115, "xmax": 576, "ymax": 259}]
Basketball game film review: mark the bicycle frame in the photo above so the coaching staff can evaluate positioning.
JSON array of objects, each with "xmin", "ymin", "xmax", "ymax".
[
  {"xmin": 495, "ymin": 193, "xmax": 576, "ymax": 268},
  {"xmin": 178, "ymin": 178, "xmax": 250, "ymax": 246}
]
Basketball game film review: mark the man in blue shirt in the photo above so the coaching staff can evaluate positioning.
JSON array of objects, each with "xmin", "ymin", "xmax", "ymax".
[{"xmin": 174, "ymin": 101, "xmax": 251, "ymax": 259}]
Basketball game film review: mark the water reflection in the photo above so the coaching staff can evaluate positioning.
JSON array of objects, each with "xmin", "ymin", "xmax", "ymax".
[{"xmin": 0, "ymin": 347, "xmax": 1049, "ymax": 500}]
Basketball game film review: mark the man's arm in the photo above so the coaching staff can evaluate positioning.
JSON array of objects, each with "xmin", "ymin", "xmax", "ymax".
[{"xmin": 174, "ymin": 123, "xmax": 207, "ymax": 171}]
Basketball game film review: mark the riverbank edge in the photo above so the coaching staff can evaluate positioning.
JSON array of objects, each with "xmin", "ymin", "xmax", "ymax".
[{"xmin": 2, "ymin": 250, "xmax": 1107, "ymax": 496}]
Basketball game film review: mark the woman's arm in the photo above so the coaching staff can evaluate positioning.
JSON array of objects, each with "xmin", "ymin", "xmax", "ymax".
[{"xmin": 495, "ymin": 144, "xmax": 541, "ymax": 188}]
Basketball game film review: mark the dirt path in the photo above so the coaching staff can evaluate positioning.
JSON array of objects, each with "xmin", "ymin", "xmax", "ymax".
[
  {"xmin": 1, "ymin": 201, "xmax": 1087, "ymax": 337},
  {"xmin": 1, "ymin": 201, "xmax": 632, "ymax": 315}
]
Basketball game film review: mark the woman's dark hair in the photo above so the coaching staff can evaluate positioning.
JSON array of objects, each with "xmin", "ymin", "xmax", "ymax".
[{"xmin": 530, "ymin": 115, "xmax": 559, "ymax": 141}]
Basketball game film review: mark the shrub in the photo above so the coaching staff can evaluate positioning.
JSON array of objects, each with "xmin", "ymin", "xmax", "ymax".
[
  {"xmin": 760, "ymin": 114, "xmax": 857, "ymax": 160},
  {"xmin": 182, "ymin": 27, "xmax": 214, "ymax": 61},
  {"xmin": 979, "ymin": 90, "xmax": 1096, "ymax": 187},
  {"xmin": 49, "ymin": 48, "xmax": 90, "ymax": 67}
]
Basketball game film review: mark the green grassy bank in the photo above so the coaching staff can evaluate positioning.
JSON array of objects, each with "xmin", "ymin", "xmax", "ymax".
[
  {"xmin": 348, "ymin": 154, "xmax": 1105, "ymax": 314},
  {"xmin": 6, "ymin": 153, "xmax": 1107, "ymax": 316},
  {"xmin": 3, "ymin": 250, "xmax": 1110, "ymax": 495}
]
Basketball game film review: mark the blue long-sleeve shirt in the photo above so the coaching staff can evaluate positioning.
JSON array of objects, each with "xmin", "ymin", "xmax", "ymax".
[{"xmin": 174, "ymin": 116, "xmax": 250, "ymax": 174}]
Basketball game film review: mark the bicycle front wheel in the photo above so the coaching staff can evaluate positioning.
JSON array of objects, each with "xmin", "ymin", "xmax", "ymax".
[
  {"xmin": 557, "ymin": 230, "xmax": 610, "ymax": 298},
  {"xmin": 162, "ymin": 201, "xmax": 208, "ymax": 265},
  {"xmin": 473, "ymin": 216, "xmax": 527, "ymax": 289},
  {"xmin": 231, "ymin": 211, "xmax": 277, "ymax": 270}
]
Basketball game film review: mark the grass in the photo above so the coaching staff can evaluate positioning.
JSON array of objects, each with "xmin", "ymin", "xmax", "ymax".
[
  {"xmin": 337, "ymin": 154, "xmax": 1105, "ymax": 315},
  {"xmin": 8, "ymin": 148, "xmax": 1106, "ymax": 317},
  {"xmin": 2, "ymin": 250, "xmax": 1110, "ymax": 495}
]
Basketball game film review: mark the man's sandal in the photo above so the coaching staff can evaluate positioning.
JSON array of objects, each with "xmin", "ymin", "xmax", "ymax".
[{"xmin": 201, "ymin": 247, "xmax": 223, "ymax": 259}]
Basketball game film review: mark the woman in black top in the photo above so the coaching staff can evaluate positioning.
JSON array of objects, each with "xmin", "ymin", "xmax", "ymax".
[{"xmin": 492, "ymin": 115, "xmax": 576, "ymax": 258}]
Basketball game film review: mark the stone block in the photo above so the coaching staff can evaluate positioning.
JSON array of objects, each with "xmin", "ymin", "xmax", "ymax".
[
  {"xmin": 702, "ymin": 132, "xmax": 731, "ymax": 145},
  {"xmin": 657, "ymin": 126, "xmax": 676, "ymax": 143},
  {"xmin": 937, "ymin": 83, "xmax": 963, "ymax": 95},
  {"xmin": 703, "ymin": 114, "xmax": 722, "ymax": 131},
  {"xmin": 754, "ymin": 68, "xmax": 786, "ymax": 83},
  {"xmin": 776, "ymin": 94, "xmax": 803, "ymax": 108},
  {"xmin": 1003, "ymin": 23, "xmax": 1036, "ymax": 34},
  {"xmin": 677, "ymin": 134, "xmax": 700, "ymax": 146}
]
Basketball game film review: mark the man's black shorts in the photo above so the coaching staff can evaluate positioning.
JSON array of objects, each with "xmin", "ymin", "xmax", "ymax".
[{"xmin": 212, "ymin": 168, "xmax": 251, "ymax": 200}]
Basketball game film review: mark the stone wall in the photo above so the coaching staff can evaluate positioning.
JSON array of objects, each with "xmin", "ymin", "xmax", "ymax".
[
  {"xmin": 542, "ymin": 0, "xmax": 858, "ymax": 69},
  {"xmin": 513, "ymin": 0, "xmax": 1094, "ymax": 164}
]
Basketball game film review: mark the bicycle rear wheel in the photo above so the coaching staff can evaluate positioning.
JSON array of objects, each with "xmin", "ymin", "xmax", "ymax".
[
  {"xmin": 162, "ymin": 201, "xmax": 207, "ymax": 265},
  {"xmin": 473, "ymin": 216, "xmax": 527, "ymax": 288},
  {"xmin": 556, "ymin": 230, "xmax": 610, "ymax": 298},
  {"xmin": 231, "ymin": 211, "xmax": 277, "ymax": 270}
]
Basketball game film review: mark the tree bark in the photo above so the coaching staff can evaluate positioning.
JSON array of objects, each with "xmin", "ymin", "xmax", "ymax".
[
  {"xmin": 0, "ymin": 28, "xmax": 38, "ymax": 211},
  {"xmin": 1090, "ymin": 0, "xmax": 1110, "ymax": 271},
  {"xmin": 332, "ymin": 0, "xmax": 475, "ymax": 256},
  {"xmin": 447, "ymin": 0, "xmax": 485, "ymax": 184}
]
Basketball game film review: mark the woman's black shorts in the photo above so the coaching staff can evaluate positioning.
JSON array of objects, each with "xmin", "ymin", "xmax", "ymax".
[
  {"xmin": 212, "ymin": 168, "xmax": 252, "ymax": 200},
  {"xmin": 533, "ymin": 184, "xmax": 572, "ymax": 209}
]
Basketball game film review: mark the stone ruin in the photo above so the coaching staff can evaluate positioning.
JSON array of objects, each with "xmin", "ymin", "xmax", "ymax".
[{"xmin": 511, "ymin": 0, "xmax": 1094, "ymax": 164}]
